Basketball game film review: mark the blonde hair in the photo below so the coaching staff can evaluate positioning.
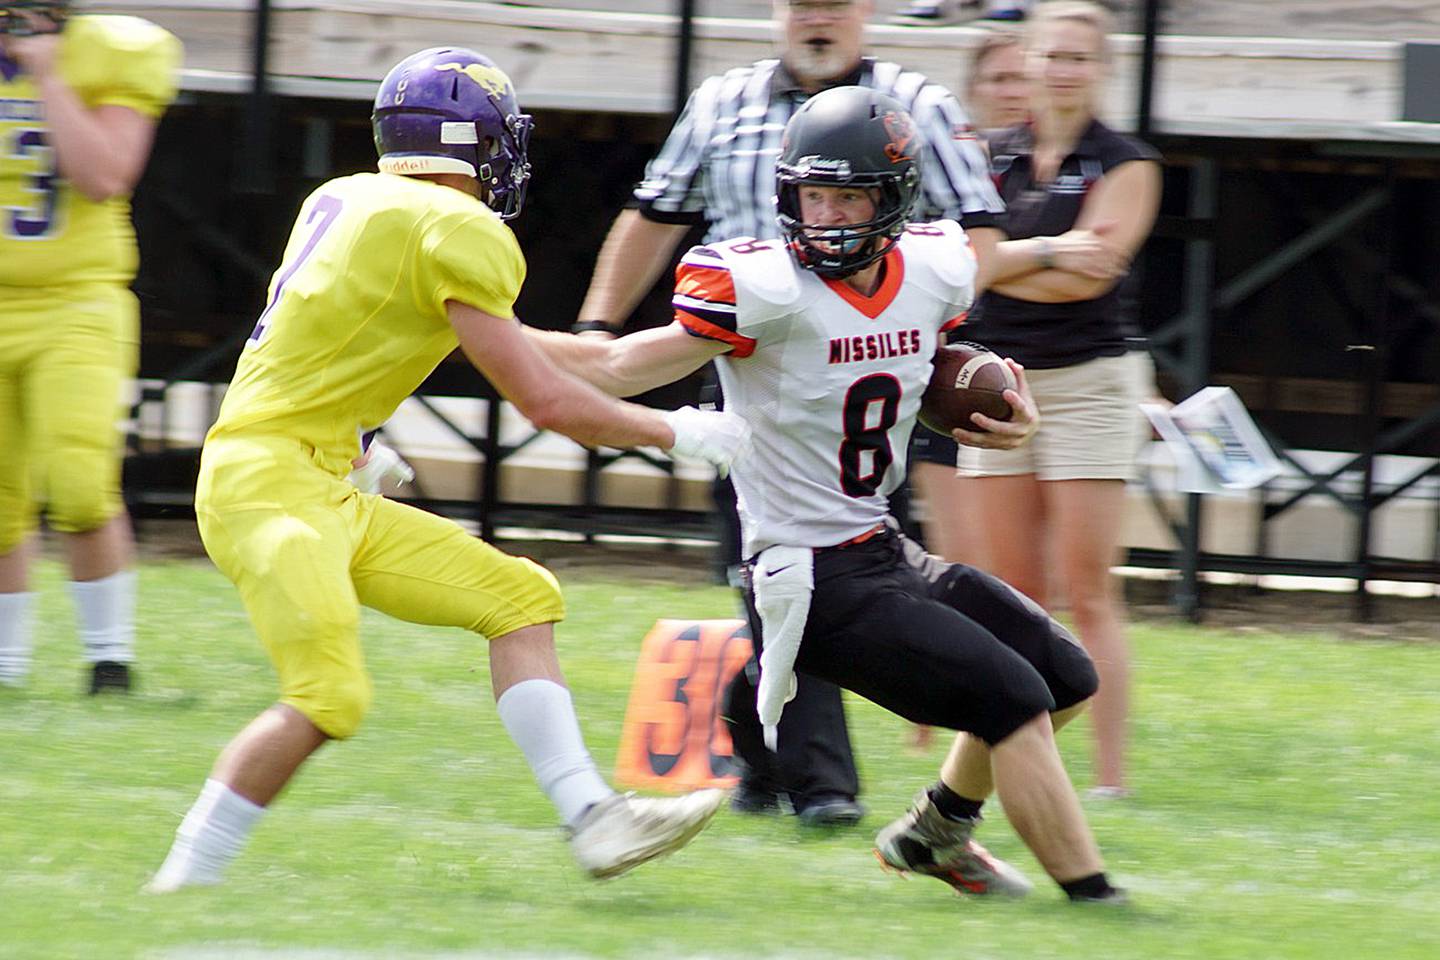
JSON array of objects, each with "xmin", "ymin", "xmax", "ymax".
[
  {"xmin": 965, "ymin": 27, "xmax": 1025, "ymax": 95},
  {"xmin": 1028, "ymin": 1, "xmax": 1114, "ymax": 60}
]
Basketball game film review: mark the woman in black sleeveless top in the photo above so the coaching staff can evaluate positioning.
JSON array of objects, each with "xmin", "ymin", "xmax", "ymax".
[
  {"xmin": 910, "ymin": 26, "xmax": 1031, "ymax": 572},
  {"xmin": 959, "ymin": 1, "xmax": 1162, "ymax": 797}
]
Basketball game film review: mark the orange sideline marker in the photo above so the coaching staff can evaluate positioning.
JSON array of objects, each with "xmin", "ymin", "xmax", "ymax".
[{"xmin": 614, "ymin": 619, "xmax": 753, "ymax": 792}]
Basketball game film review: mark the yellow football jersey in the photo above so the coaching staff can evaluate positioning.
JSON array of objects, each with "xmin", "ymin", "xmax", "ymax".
[
  {"xmin": 0, "ymin": 15, "xmax": 181, "ymax": 287},
  {"xmin": 207, "ymin": 172, "xmax": 528, "ymax": 473}
]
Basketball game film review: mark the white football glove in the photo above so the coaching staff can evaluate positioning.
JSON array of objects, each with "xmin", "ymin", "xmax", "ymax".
[
  {"xmin": 662, "ymin": 406, "xmax": 752, "ymax": 478},
  {"xmin": 347, "ymin": 439, "xmax": 414, "ymax": 494}
]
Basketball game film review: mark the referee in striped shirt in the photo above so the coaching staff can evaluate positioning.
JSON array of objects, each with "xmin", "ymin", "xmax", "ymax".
[{"xmin": 573, "ymin": 0, "xmax": 1006, "ymax": 827}]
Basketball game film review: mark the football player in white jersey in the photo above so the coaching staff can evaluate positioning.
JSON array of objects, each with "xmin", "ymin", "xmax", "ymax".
[{"xmin": 526, "ymin": 86, "xmax": 1124, "ymax": 903}]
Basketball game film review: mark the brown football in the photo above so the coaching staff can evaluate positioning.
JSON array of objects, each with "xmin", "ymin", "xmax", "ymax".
[{"xmin": 918, "ymin": 342, "xmax": 1017, "ymax": 434}]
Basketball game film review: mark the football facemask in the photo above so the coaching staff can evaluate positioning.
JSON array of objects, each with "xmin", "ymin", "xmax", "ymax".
[{"xmin": 775, "ymin": 86, "xmax": 922, "ymax": 278}]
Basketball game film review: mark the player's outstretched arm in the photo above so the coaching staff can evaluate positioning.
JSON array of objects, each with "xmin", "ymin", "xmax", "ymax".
[
  {"xmin": 452, "ymin": 304, "xmax": 748, "ymax": 475},
  {"xmin": 950, "ymin": 359, "xmax": 1040, "ymax": 451},
  {"xmin": 525, "ymin": 321, "xmax": 728, "ymax": 398}
]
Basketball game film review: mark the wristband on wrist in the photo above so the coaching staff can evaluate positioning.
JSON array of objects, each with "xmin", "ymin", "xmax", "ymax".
[
  {"xmin": 571, "ymin": 319, "xmax": 616, "ymax": 334},
  {"xmin": 1036, "ymin": 237, "xmax": 1056, "ymax": 270}
]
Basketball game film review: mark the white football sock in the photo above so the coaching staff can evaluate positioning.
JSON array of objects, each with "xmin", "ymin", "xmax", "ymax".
[
  {"xmin": 146, "ymin": 779, "xmax": 265, "ymax": 893},
  {"xmin": 70, "ymin": 569, "xmax": 136, "ymax": 663},
  {"xmin": 496, "ymin": 678, "xmax": 614, "ymax": 827},
  {"xmin": 0, "ymin": 591, "xmax": 35, "ymax": 685}
]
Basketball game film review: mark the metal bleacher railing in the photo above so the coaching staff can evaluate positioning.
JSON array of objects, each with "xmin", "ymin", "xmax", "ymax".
[{"xmin": 120, "ymin": 1, "xmax": 1440, "ymax": 618}]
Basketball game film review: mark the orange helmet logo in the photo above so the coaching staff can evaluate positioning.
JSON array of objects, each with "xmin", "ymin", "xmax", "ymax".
[{"xmin": 882, "ymin": 111, "xmax": 917, "ymax": 164}]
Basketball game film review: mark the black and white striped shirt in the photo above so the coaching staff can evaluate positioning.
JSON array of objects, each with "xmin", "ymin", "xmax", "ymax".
[{"xmin": 633, "ymin": 57, "xmax": 1003, "ymax": 242}]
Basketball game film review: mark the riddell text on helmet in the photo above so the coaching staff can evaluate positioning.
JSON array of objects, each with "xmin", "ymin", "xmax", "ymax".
[{"xmin": 383, "ymin": 158, "xmax": 436, "ymax": 174}]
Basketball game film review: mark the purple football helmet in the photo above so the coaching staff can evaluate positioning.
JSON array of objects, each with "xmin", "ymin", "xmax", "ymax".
[
  {"xmin": 372, "ymin": 47, "xmax": 534, "ymax": 220},
  {"xmin": 1, "ymin": 2, "xmax": 71, "ymax": 36}
]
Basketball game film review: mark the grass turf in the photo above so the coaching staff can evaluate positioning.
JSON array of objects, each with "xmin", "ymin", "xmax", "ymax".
[{"xmin": 1, "ymin": 555, "xmax": 1435, "ymax": 959}]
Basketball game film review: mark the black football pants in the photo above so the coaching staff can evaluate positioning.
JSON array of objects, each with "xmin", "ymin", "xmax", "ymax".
[{"xmin": 739, "ymin": 525, "xmax": 1097, "ymax": 750}]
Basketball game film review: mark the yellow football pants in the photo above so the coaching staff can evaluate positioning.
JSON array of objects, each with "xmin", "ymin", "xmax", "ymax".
[
  {"xmin": 196, "ymin": 435, "xmax": 565, "ymax": 739},
  {"xmin": 0, "ymin": 283, "xmax": 138, "ymax": 553}
]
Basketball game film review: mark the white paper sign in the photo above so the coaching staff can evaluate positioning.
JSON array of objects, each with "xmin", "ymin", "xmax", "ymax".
[{"xmin": 1142, "ymin": 386, "xmax": 1282, "ymax": 493}]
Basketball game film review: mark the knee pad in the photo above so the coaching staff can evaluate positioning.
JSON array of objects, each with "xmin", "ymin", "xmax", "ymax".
[
  {"xmin": 975, "ymin": 663, "xmax": 1058, "ymax": 746},
  {"xmin": 1048, "ymin": 622, "xmax": 1100, "ymax": 710},
  {"xmin": 479, "ymin": 557, "xmax": 565, "ymax": 638},
  {"xmin": 44, "ymin": 457, "xmax": 121, "ymax": 534},
  {"xmin": 286, "ymin": 666, "xmax": 374, "ymax": 740}
]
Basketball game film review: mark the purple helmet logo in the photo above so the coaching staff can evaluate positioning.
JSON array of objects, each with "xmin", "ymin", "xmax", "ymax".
[{"xmin": 373, "ymin": 47, "xmax": 534, "ymax": 220}]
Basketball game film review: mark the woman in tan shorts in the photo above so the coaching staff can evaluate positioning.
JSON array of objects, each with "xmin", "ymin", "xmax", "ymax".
[
  {"xmin": 956, "ymin": 1, "xmax": 1163, "ymax": 795},
  {"xmin": 910, "ymin": 26, "xmax": 1032, "ymax": 575}
]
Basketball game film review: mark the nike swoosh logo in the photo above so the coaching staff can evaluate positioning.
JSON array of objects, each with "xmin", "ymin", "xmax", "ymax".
[{"xmin": 765, "ymin": 564, "xmax": 795, "ymax": 577}]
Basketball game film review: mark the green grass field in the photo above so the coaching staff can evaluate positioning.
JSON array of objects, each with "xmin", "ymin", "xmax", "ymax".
[{"xmin": 2, "ymin": 552, "xmax": 1437, "ymax": 960}]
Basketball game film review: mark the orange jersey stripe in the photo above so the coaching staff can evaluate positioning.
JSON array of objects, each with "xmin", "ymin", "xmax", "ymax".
[
  {"xmin": 675, "ymin": 309, "xmax": 756, "ymax": 358},
  {"xmin": 675, "ymin": 263, "xmax": 737, "ymax": 306},
  {"xmin": 941, "ymin": 312, "xmax": 968, "ymax": 332}
]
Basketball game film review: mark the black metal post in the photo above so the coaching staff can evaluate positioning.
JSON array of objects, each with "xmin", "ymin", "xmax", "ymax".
[
  {"xmin": 239, "ymin": 0, "xmax": 274, "ymax": 194},
  {"xmin": 1352, "ymin": 166, "xmax": 1396, "ymax": 620},
  {"xmin": 1175, "ymin": 157, "xmax": 1216, "ymax": 622},
  {"xmin": 1137, "ymin": 0, "xmax": 1162, "ymax": 138},
  {"xmin": 674, "ymin": 0, "xmax": 697, "ymax": 120}
]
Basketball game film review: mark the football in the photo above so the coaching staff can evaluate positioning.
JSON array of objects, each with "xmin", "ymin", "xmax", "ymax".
[{"xmin": 918, "ymin": 342, "xmax": 1017, "ymax": 434}]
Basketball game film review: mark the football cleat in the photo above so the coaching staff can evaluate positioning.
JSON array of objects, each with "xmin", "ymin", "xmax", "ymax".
[
  {"xmin": 569, "ymin": 789, "xmax": 723, "ymax": 880},
  {"xmin": 874, "ymin": 789, "xmax": 1033, "ymax": 898},
  {"xmin": 729, "ymin": 779, "xmax": 782, "ymax": 816},
  {"xmin": 88, "ymin": 660, "xmax": 132, "ymax": 695},
  {"xmin": 796, "ymin": 796, "xmax": 866, "ymax": 828}
]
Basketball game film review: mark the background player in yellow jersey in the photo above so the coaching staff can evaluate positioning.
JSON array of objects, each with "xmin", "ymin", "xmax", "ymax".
[
  {"xmin": 146, "ymin": 46, "xmax": 749, "ymax": 892},
  {"xmin": 0, "ymin": 2, "xmax": 181, "ymax": 693}
]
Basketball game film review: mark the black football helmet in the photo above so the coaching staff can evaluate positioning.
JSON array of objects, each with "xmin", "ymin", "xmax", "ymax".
[
  {"xmin": 0, "ymin": 2, "xmax": 70, "ymax": 36},
  {"xmin": 775, "ymin": 85, "xmax": 923, "ymax": 278}
]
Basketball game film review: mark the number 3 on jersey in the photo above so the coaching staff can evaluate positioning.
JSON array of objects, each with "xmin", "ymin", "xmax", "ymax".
[
  {"xmin": 839, "ymin": 373, "xmax": 901, "ymax": 497},
  {"xmin": 5, "ymin": 128, "xmax": 58, "ymax": 239},
  {"xmin": 249, "ymin": 194, "xmax": 344, "ymax": 344}
]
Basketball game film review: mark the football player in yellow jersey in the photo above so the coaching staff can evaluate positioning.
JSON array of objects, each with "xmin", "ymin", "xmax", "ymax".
[
  {"xmin": 0, "ymin": 3, "xmax": 181, "ymax": 693},
  {"xmin": 146, "ymin": 47, "xmax": 749, "ymax": 893}
]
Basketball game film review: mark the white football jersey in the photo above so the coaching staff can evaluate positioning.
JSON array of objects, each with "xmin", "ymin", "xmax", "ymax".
[{"xmin": 671, "ymin": 221, "xmax": 977, "ymax": 557}]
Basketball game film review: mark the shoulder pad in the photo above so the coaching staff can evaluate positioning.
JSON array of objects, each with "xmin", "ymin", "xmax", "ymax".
[
  {"xmin": 75, "ymin": 15, "xmax": 178, "ymax": 54},
  {"xmin": 706, "ymin": 237, "xmax": 806, "ymax": 315},
  {"xmin": 898, "ymin": 220, "xmax": 977, "ymax": 290}
]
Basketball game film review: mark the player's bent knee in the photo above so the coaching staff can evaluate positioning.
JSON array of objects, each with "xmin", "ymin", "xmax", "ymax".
[
  {"xmin": 973, "ymin": 667, "xmax": 1058, "ymax": 746},
  {"xmin": 46, "ymin": 471, "xmax": 121, "ymax": 535},
  {"xmin": 284, "ymin": 669, "xmax": 374, "ymax": 740},
  {"xmin": 1049, "ymin": 623, "xmax": 1100, "ymax": 709},
  {"xmin": 992, "ymin": 710, "xmax": 1058, "ymax": 751},
  {"xmin": 477, "ymin": 557, "xmax": 566, "ymax": 638}
]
